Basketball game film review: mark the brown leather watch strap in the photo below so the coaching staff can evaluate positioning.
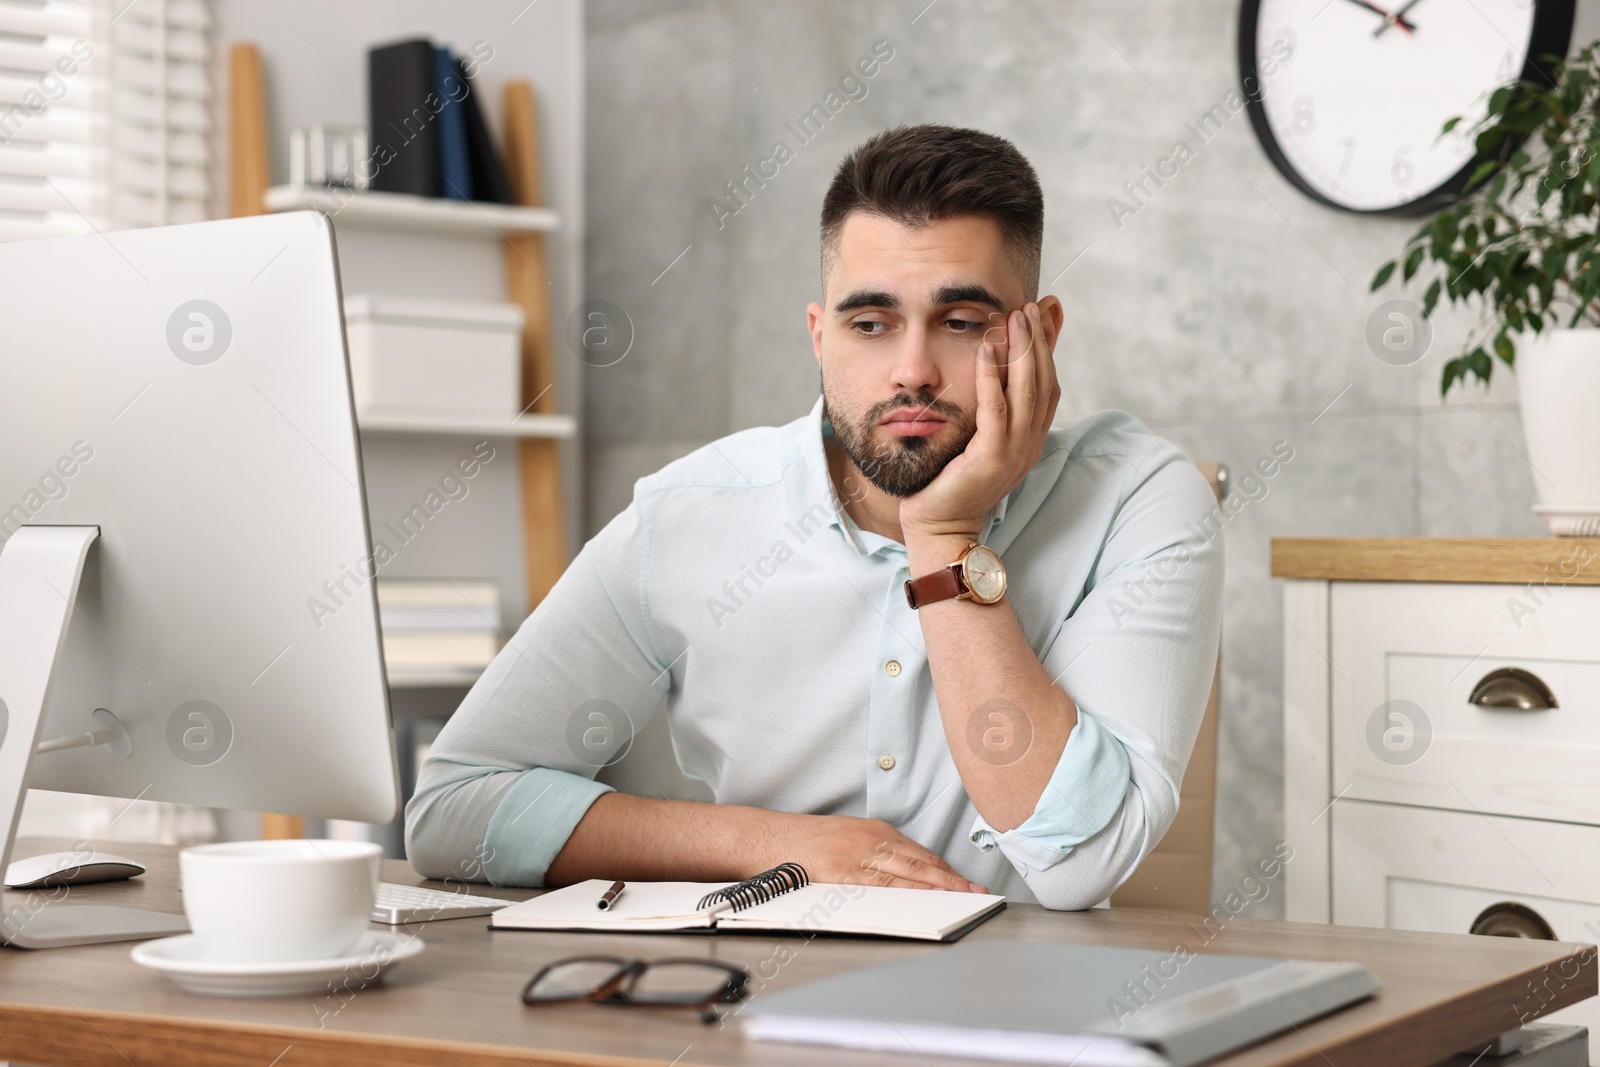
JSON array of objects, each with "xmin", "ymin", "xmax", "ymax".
[{"xmin": 904, "ymin": 563, "xmax": 965, "ymax": 609}]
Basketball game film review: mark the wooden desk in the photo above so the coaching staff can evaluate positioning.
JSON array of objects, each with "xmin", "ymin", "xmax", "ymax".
[{"xmin": 0, "ymin": 838, "xmax": 1592, "ymax": 1067}]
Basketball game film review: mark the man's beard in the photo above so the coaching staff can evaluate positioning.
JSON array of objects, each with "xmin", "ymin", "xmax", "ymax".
[{"xmin": 825, "ymin": 386, "xmax": 977, "ymax": 498}]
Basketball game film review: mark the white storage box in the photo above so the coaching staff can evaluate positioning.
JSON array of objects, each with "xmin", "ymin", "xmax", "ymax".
[{"xmin": 344, "ymin": 294, "xmax": 523, "ymax": 418}]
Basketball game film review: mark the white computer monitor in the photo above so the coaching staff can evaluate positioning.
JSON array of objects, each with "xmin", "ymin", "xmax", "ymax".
[{"xmin": 0, "ymin": 212, "xmax": 399, "ymax": 947}]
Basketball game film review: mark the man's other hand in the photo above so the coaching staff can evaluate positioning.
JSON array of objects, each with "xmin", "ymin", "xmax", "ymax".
[{"xmin": 753, "ymin": 812, "xmax": 988, "ymax": 893}]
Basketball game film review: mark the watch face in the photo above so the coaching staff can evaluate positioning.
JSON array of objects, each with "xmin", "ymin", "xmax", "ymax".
[{"xmin": 963, "ymin": 545, "xmax": 1006, "ymax": 604}]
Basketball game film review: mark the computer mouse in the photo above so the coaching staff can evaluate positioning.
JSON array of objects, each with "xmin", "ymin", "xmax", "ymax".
[{"xmin": 3, "ymin": 850, "xmax": 147, "ymax": 890}]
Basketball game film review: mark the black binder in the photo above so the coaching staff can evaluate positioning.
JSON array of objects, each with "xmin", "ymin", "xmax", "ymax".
[{"xmin": 368, "ymin": 38, "xmax": 440, "ymax": 196}]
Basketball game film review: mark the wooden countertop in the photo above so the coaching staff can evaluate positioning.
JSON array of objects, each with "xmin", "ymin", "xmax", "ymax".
[
  {"xmin": 1271, "ymin": 538, "xmax": 1600, "ymax": 585},
  {"xmin": 0, "ymin": 837, "xmax": 1594, "ymax": 1067}
]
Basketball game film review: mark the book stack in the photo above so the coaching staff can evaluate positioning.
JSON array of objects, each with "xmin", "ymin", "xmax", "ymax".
[
  {"xmin": 377, "ymin": 578, "xmax": 503, "ymax": 684},
  {"xmin": 367, "ymin": 39, "xmax": 512, "ymax": 203}
]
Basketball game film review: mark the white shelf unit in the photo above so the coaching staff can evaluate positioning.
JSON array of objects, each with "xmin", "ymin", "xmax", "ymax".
[
  {"xmin": 262, "ymin": 188, "xmax": 569, "ymax": 689},
  {"xmin": 204, "ymin": 0, "xmax": 586, "ymax": 857},
  {"xmin": 264, "ymin": 185, "xmax": 559, "ymax": 236}
]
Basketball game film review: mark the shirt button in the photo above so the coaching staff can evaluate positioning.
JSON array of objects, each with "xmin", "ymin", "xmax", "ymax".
[
  {"xmin": 885, "ymin": 660, "xmax": 902, "ymax": 677},
  {"xmin": 877, "ymin": 754, "xmax": 896, "ymax": 771}
]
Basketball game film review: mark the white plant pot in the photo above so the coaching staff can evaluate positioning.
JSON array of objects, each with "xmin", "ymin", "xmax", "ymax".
[{"xmin": 1517, "ymin": 327, "xmax": 1600, "ymax": 535}]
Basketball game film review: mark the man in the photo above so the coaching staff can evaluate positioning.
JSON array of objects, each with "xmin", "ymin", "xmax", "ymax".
[{"xmin": 406, "ymin": 124, "xmax": 1223, "ymax": 909}]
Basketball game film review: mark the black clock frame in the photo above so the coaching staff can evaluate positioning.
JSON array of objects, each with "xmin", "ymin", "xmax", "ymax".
[{"xmin": 1238, "ymin": 0, "xmax": 1577, "ymax": 217}]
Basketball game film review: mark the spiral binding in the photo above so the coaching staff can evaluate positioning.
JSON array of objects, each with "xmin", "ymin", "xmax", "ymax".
[{"xmin": 696, "ymin": 861, "xmax": 810, "ymax": 913}]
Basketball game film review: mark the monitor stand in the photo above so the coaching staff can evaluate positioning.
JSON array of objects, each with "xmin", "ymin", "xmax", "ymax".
[{"xmin": 0, "ymin": 526, "xmax": 189, "ymax": 948}]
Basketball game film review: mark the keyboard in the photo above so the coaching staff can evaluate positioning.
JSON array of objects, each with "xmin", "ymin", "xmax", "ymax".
[{"xmin": 370, "ymin": 881, "xmax": 512, "ymax": 924}]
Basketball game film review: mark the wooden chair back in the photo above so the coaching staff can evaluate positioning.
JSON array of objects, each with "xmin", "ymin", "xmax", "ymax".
[{"xmin": 1108, "ymin": 460, "xmax": 1224, "ymax": 913}]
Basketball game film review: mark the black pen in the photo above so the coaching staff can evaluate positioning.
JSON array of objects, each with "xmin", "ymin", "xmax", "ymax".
[{"xmin": 596, "ymin": 880, "xmax": 626, "ymax": 911}]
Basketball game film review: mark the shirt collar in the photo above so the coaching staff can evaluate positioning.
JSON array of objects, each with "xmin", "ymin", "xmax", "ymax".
[{"xmin": 801, "ymin": 397, "xmax": 868, "ymax": 556}]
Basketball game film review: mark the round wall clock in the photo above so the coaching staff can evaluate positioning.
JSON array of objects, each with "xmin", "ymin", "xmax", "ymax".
[{"xmin": 1239, "ymin": 0, "xmax": 1576, "ymax": 215}]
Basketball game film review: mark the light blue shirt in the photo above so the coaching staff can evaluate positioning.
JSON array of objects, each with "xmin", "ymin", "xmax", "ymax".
[{"xmin": 405, "ymin": 398, "xmax": 1223, "ymax": 909}]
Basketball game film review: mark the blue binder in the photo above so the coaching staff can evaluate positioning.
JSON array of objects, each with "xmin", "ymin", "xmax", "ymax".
[{"xmin": 433, "ymin": 47, "xmax": 473, "ymax": 201}]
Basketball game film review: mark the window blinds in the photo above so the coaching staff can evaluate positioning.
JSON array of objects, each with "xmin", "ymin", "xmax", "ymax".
[{"xmin": 0, "ymin": 0, "xmax": 211, "ymax": 244}]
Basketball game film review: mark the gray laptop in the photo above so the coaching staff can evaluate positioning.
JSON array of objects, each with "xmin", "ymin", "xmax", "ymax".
[{"xmin": 743, "ymin": 941, "xmax": 1379, "ymax": 1067}]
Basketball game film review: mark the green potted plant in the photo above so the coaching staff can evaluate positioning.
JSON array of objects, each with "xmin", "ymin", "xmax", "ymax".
[{"xmin": 1372, "ymin": 42, "xmax": 1600, "ymax": 535}]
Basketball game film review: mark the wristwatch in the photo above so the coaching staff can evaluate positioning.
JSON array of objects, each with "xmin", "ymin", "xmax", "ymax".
[{"xmin": 904, "ymin": 541, "xmax": 1007, "ymax": 609}]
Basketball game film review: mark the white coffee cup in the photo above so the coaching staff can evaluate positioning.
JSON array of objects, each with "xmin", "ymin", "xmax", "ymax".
[{"xmin": 179, "ymin": 839, "xmax": 380, "ymax": 963}]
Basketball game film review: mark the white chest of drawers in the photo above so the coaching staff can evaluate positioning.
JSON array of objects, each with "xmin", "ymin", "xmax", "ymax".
[{"xmin": 1275, "ymin": 538, "xmax": 1600, "ymax": 1057}]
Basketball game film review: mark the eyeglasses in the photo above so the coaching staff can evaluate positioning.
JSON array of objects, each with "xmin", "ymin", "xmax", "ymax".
[{"xmin": 521, "ymin": 955, "xmax": 750, "ymax": 1024}]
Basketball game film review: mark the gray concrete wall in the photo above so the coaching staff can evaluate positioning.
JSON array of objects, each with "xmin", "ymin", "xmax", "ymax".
[{"xmin": 583, "ymin": 0, "xmax": 1600, "ymax": 916}]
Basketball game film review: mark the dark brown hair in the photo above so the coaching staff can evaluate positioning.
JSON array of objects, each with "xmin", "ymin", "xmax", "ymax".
[{"xmin": 820, "ymin": 124, "xmax": 1044, "ymax": 301}]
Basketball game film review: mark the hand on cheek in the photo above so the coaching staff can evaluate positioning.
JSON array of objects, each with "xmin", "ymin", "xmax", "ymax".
[{"xmin": 901, "ymin": 302, "xmax": 1058, "ymax": 542}]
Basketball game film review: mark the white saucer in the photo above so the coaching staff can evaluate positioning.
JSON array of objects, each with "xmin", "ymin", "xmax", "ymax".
[{"xmin": 131, "ymin": 929, "xmax": 424, "ymax": 997}]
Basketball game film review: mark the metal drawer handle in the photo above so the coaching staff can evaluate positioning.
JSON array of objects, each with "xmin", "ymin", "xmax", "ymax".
[
  {"xmin": 1468, "ymin": 667, "xmax": 1558, "ymax": 710},
  {"xmin": 1470, "ymin": 902, "xmax": 1556, "ymax": 940}
]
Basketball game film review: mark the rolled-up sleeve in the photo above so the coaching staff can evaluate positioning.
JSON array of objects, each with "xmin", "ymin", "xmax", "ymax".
[
  {"xmin": 404, "ymin": 495, "xmax": 669, "ymax": 887},
  {"xmin": 974, "ymin": 442, "xmax": 1224, "ymax": 910},
  {"xmin": 967, "ymin": 709, "xmax": 1131, "ymax": 868}
]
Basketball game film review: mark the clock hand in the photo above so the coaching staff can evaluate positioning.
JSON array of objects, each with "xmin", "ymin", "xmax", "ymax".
[
  {"xmin": 1339, "ymin": 0, "xmax": 1416, "ymax": 34},
  {"xmin": 1372, "ymin": 0, "xmax": 1423, "ymax": 37}
]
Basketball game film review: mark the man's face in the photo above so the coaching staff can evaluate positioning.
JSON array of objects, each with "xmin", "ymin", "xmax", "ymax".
[{"xmin": 808, "ymin": 212, "xmax": 1027, "ymax": 498}]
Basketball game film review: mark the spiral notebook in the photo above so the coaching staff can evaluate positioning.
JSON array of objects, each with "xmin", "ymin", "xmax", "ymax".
[{"xmin": 489, "ymin": 863, "xmax": 1006, "ymax": 942}]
